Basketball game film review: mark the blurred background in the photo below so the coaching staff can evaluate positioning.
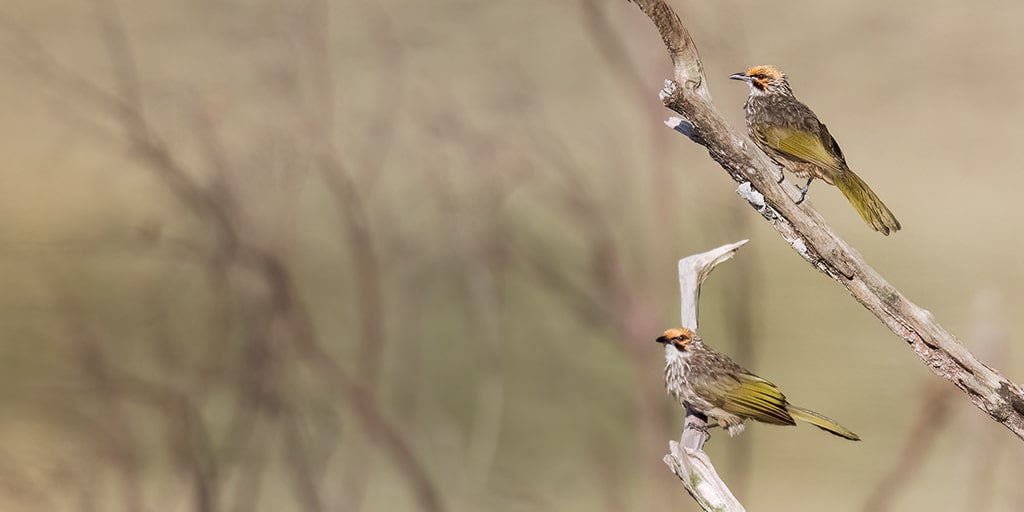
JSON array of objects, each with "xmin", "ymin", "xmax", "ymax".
[{"xmin": 1, "ymin": 0, "xmax": 1023, "ymax": 510}]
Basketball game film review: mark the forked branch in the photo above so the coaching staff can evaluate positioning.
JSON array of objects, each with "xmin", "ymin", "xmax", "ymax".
[{"xmin": 625, "ymin": 0, "xmax": 1024, "ymax": 439}]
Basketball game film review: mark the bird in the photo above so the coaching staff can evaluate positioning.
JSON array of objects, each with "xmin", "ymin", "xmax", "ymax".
[
  {"xmin": 730, "ymin": 65, "xmax": 901, "ymax": 235},
  {"xmin": 656, "ymin": 327, "xmax": 859, "ymax": 440}
]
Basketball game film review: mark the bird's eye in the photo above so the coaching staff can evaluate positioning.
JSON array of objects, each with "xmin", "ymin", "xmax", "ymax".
[{"xmin": 754, "ymin": 73, "xmax": 766, "ymax": 80}]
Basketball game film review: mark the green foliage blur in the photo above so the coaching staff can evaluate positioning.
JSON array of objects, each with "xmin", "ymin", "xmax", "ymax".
[{"xmin": 0, "ymin": 0, "xmax": 1022, "ymax": 511}]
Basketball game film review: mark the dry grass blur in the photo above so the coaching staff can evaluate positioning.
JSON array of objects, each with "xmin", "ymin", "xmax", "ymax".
[{"xmin": 0, "ymin": 0, "xmax": 1023, "ymax": 511}]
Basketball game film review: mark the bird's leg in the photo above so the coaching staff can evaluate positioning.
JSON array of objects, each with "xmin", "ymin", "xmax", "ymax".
[
  {"xmin": 795, "ymin": 177, "xmax": 813, "ymax": 205},
  {"xmin": 776, "ymin": 170, "xmax": 786, "ymax": 184},
  {"xmin": 685, "ymin": 421, "xmax": 713, "ymax": 434},
  {"xmin": 683, "ymin": 407, "xmax": 714, "ymax": 436},
  {"xmin": 685, "ymin": 417, "xmax": 722, "ymax": 434}
]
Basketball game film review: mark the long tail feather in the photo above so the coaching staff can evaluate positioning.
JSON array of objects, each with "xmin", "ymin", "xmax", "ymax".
[
  {"xmin": 787, "ymin": 405, "xmax": 860, "ymax": 441},
  {"xmin": 832, "ymin": 170, "xmax": 901, "ymax": 235}
]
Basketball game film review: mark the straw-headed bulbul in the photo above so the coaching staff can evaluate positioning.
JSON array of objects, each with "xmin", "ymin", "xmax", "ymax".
[
  {"xmin": 731, "ymin": 65, "xmax": 901, "ymax": 235},
  {"xmin": 657, "ymin": 327, "xmax": 859, "ymax": 440}
]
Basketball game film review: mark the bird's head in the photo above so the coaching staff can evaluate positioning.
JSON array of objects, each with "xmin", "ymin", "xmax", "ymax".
[
  {"xmin": 729, "ymin": 65, "xmax": 789, "ymax": 95},
  {"xmin": 656, "ymin": 327, "xmax": 698, "ymax": 353}
]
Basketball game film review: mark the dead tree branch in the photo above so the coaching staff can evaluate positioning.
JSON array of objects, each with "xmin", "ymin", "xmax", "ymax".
[
  {"xmin": 625, "ymin": 0, "xmax": 1024, "ymax": 439},
  {"xmin": 663, "ymin": 240, "xmax": 749, "ymax": 511}
]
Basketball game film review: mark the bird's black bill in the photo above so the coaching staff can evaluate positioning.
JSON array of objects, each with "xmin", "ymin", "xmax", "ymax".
[
  {"xmin": 655, "ymin": 336, "xmax": 669, "ymax": 344},
  {"xmin": 729, "ymin": 73, "xmax": 750, "ymax": 81}
]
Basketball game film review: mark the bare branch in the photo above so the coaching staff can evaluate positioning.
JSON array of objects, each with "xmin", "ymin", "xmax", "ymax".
[
  {"xmin": 626, "ymin": 0, "xmax": 1024, "ymax": 439},
  {"xmin": 627, "ymin": 0, "xmax": 709, "ymax": 100},
  {"xmin": 677, "ymin": 239, "xmax": 748, "ymax": 329}
]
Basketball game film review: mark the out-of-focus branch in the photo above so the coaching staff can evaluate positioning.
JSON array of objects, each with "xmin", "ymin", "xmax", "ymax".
[
  {"xmin": 627, "ymin": 0, "xmax": 708, "ymax": 101},
  {"xmin": 965, "ymin": 289, "xmax": 1009, "ymax": 512},
  {"xmin": 433, "ymin": 116, "xmax": 510, "ymax": 503},
  {"xmin": 350, "ymin": 2, "xmax": 406, "ymax": 194},
  {"xmin": 90, "ymin": 0, "xmax": 142, "ymax": 113},
  {"xmin": 319, "ymin": 157, "xmax": 386, "ymax": 511},
  {"xmin": 246, "ymin": 252, "xmax": 443, "ymax": 512},
  {"xmin": 319, "ymin": 158, "xmax": 386, "ymax": 382},
  {"xmin": 512, "ymin": 121, "xmax": 627, "ymax": 328},
  {"xmin": 59, "ymin": 295, "xmax": 217, "ymax": 512},
  {"xmin": 580, "ymin": 0, "xmax": 648, "ymax": 98},
  {"xmin": 860, "ymin": 381, "xmax": 953, "ymax": 512},
  {"xmin": 514, "ymin": 247, "xmax": 610, "ymax": 326},
  {"xmin": 298, "ymin": 0, "xmax": 403, "ymax": 505},
  {"xmin": 522, "ymin": 89, "xmax": 678, "ymax": 503},
  {"xmin": 663, "ymin": 240, "xmax": 748, "ymax": 511},
  {"xmin": 719, "ymin": 206, "xmax": 758, "ymax": 495},
  {"xmin": 282, "ymin": 414, "xmax": 324, "ymax": 512},
  {"xmin": 625, "ymin": 0, "xmax": 1024, "ymax": 439},
  {"xmin": 863, "ymin": 288, "xmax": 1010, "ymax": 512},
  {"xmin": 60, "ymin": 305, "xmax": 146, "ymax": 512},
  {"xmin": 19, "ymin": 6, "xmax": 442, "ymax": 509}
]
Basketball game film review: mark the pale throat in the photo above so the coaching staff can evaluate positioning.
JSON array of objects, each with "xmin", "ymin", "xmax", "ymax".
[
  {"xmin": 747, "ymin": 83, "xmax": 767, "ymax": 96},
  {"xmin": 664, "ymin": 345, "xmax": 691, "ymax": 363},
  {"xmin": 663, "ymin": 346, "xmax": 690, "ymax": 396}
]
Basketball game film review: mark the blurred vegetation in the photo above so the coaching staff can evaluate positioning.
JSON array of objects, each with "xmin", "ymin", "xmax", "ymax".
[{"xmin": 0, "ymin": 0, "xmax": 1022, "ymax": 511}]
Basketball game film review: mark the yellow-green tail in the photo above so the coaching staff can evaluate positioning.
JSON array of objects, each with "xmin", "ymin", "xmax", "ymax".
[
  {"xmin": 832, "ymin": 170, "xmax": 901, "ymax": 235},
  {"xmin": 787, "ymin": 405, "xmax": 860, "ymax": 441}
]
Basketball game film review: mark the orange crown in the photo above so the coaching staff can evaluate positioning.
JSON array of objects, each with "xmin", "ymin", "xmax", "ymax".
[
  {"xmin": 662, "ymin": 327, "xmax": 695, "ymax": 341},
  {"xmin": 744, "ymin": 65, "xmax": 786, "ymax": 81}
]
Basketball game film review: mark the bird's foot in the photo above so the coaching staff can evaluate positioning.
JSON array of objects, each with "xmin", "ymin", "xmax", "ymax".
[
  {"xmin": 794, "ymin": 178, "xmax": 813, "ymax": 205},
  {"xmin": 795, "ymin": 187, "xmax": 808, "ymax": 205},
  {"xmin": 685, "ymin": 421, "xmax": 711, "ymax": 434}
]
